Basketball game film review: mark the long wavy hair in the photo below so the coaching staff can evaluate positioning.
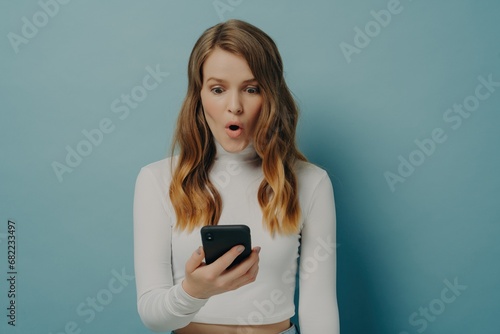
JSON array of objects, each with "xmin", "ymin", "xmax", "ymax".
[{"xmin": 169, "ymin": 19, "xmax": 306, "ymax": 235}]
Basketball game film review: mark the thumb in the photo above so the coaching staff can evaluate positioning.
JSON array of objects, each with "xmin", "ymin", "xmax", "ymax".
[{"xmin": 185, "ymin": 246, "xmax": 205, "ymax": 274}]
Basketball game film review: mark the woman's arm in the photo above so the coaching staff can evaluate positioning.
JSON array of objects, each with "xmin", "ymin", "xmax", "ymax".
[
  {"xmin": 133, "ymin": 167, "xmax": 208, "ymax": 332},
  {"xmin": 133, "ymin": 166, "xmax": 260, "ymax": 332},
  {"xmin": 298, "ymin": 171, "xmax": 340, "ymax": 333}
]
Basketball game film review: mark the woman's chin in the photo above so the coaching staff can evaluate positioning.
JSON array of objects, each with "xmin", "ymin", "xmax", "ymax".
[{"xmin": 218, "ymin": 138, "xmax": 249, "ymax": 153}]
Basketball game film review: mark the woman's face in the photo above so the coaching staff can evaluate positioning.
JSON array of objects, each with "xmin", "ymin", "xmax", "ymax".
[{"xmin": 200, "ymin": 48, "xmax": 263, "ymax": 153}]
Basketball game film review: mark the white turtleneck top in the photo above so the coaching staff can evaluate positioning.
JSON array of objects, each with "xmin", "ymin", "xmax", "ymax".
[{"xmin": 133, "ymin": 142, "xmax": 339, "ymax": 333}]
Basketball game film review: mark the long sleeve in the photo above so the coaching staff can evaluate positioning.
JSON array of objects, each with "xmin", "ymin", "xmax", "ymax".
[
  {"xmin": 133, "ymin": 166, "xmax": 208, "ymax": 332},
  {"xmin": 298, "ymin": 172, "xmax": 340, "ymax": 333}
]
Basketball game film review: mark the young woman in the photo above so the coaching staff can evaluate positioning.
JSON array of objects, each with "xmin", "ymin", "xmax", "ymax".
[{"xmin": 134, "ymin": 19, "xmax": 339, "ymax": 334}]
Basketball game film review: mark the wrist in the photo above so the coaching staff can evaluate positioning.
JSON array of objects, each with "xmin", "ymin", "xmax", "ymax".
[{"xmin": 182, "ymin": 279, "xmax": 209, "ymax": 299}]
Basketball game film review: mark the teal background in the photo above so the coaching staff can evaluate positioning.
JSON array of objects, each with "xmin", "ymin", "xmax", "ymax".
[{"xmin": 1, "ymin": 0, "xmax": 499, "ymax": 333}]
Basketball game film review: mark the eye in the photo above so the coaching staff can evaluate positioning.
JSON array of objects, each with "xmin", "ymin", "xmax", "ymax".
[
  {"xmin": 211, "ymin": 87, "xmax": 224, "ymax": 95},
  {"xmin": 246, "ymin": 86, "xmax": 260, "ymax": 94}
]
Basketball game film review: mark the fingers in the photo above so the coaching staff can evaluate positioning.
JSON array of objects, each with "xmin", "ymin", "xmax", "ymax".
[
  {"xmin": 183, "ymin": 246, "xmax": 261, "ymax": 299},
  {"xmin": 243, "ymin": 255, "xmax": 260, "ymax": 283},
  {"xmin": 211, "ymin": 244, "xmax": 247, "ymax": 273},
  {"xmin": 223, "ymin": 247, "xmax": 261, "ymax": 289},
  {"xmin": 185, "ymin": 246, "xmax": 205, "ymax": 274},
  {"xmin": 223, "ymin": 247, "xmax": 260, "ymax": 278}
]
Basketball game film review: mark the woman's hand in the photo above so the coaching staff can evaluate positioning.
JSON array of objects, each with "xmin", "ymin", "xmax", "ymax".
[{"xmin": 182, "ymin": 245, "xmax": 261, "ymax": 299}]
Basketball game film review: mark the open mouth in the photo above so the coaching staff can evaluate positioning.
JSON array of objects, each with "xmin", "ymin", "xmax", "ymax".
[{"xmin": 225, "ymin": 122, "xmax": 243, "ymax": 138}]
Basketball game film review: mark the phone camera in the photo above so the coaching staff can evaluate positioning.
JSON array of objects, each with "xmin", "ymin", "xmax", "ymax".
[{"xmin": 206, "ymin": 233, "xmax": 213, "ymax": 241}]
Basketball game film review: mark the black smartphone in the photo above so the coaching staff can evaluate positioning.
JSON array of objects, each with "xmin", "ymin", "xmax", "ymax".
[{"xmin": 200, "ymin": 225, "xmax": 252, "ymax": 268}]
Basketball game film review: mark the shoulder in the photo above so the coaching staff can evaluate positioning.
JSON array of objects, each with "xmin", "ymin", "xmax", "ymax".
[
  {"xmin": 141, "ymin": 156, "xmax": 176, "ymax": 175},
  {"xmin": 294, "ymin": 160, "xmax": 334, "ymax": 219},
  {"xmin": 294, "ymin": 159, "xmax": 330, "ymax": 186},
  {"xmin": 136, "ymin": 156, "xmax": 178, "ymax": 192}
]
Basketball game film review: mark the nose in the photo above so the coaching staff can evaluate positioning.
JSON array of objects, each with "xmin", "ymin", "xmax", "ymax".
[{"xmin": 227, "ymin": 91, "xmax": 242, "ymax": 115}]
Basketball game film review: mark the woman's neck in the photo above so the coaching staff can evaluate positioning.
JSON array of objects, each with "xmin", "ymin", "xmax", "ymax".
[{"xmin": 214, "ymin": 140, "xmax": 259, "ymax": 164}]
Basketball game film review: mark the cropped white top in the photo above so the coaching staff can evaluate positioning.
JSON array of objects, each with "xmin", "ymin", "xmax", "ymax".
[{"xmin": 133, "ymin": 142, "xmax": 339, "ymax": 333}]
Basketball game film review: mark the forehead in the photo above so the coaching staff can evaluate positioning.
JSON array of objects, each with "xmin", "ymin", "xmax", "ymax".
[{"xmin": 202, "ymin": 48, "xmax": 254, "ymax": 82}]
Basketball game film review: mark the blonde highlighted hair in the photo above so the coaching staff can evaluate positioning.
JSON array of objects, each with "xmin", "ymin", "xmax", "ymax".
[{"xmin": 169, "ymin": 19, "xmax": 306, "ymax": 235}]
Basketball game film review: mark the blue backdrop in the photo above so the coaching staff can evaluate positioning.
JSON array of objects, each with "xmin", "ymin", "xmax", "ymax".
[{"xmin": 1, "ymin": 0, "xmax": 499, "ymax": 333}]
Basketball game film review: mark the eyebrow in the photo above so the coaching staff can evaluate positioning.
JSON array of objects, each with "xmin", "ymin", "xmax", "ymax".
[{"xmin": 205, "ymin": 77, "xmax": 258, "ymax": 84}]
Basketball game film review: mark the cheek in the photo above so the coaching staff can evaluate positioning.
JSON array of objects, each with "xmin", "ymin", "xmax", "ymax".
[
  {"xmin": 247, "ymin": 99, "xmax": 263, "ymax": 131},
  {"xmin": 201, "ymin": 94, "xmax": 218, "ymax": 121},
  {"xmin": 250, "ymin": 97, "xmax": 263, "ymax": 118}
]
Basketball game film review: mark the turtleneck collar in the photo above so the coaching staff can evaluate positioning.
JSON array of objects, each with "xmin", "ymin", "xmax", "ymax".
[{"xmin": 214, "ymin": 140, "xmax": 260, "ymax": 163}]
